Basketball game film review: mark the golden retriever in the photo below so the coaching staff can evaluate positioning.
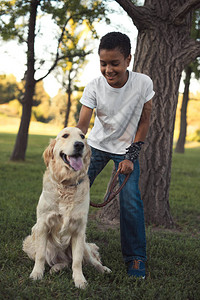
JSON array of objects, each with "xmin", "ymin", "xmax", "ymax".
[{"xmin": 23, "ymin": 127, "xmax": 111, "ymax": 289}]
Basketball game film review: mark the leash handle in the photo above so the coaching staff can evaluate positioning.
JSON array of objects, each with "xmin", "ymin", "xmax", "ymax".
[{"xmin": 90, "ymin": 169, "xmax": 130, "ymax": 208}]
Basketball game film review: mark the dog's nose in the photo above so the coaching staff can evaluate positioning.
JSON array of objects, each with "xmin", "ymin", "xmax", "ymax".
[{"xmin": 74, "ymin": 141, "xmax": 84, "ymax": 152}]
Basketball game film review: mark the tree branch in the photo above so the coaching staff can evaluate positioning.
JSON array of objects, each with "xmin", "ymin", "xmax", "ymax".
[
  {"xmin": 114, "ymin": 0, "xmax": 155, "ymax": 30},
  {"xmin": 114, "ymin": 0, "xmax": 135, "ymax": 16},
  {"xmin": 172, "ymin": 0, "xmax": 200, "ymax": 25},
  {"xmin": 36, "ymin": 51, "xmax": 92, "ymax": 83},
  {"xmin": 36, "ymin": 11, "xmax": 93, "ymax": 83},
  {"xmin": 180, "ymin": 39, "xmax": 200, "ymax": 67}
]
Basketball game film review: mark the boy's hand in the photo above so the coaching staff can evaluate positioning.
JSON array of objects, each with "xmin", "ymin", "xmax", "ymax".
[{"xmin": 118, "ymin": 159, "xmax": 133, "ymax": 175}]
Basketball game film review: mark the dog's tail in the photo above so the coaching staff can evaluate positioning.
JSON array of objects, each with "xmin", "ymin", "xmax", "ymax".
[
  {"xmin": 83, "ymin": 243, "xmax": 101, "ymax": 264},
  {"xmin": 22, "ymin": 234, "xmax": 36, "ymax": 260}
]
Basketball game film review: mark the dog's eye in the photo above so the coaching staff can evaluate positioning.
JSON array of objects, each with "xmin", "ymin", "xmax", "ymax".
[
  {"xmin": 80, "ymin": 134, "xmax": 85, "ymax": 140},
  {"xmin": 62, "ymin": 134, "xmax": 69, "ymax": 138}
]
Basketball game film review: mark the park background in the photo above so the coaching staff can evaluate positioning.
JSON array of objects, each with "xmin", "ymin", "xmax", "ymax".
[{"xmin": 0, "ymin": 0, "xmax": 200, "ymax": 299}]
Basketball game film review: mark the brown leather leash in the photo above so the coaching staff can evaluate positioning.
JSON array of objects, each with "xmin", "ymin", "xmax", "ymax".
[{"xmin": 90, "ymin": 169, "xmax": 130, "ymax": 208}]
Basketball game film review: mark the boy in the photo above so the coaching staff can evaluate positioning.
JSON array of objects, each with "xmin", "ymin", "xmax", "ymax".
[{"xmin": 77, "ymin": 32, "xmax": 155, "ymax": 278}]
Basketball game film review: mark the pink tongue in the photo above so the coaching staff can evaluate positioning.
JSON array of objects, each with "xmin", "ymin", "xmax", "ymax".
[{"xmin": 68, "ymin": 156, "xmax": 83, "ymax": 171}]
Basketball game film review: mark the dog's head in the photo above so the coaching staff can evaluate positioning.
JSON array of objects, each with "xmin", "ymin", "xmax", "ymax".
[{"xmin": 43, "ymin": 127, "xmax": 91, "ymax": 182}]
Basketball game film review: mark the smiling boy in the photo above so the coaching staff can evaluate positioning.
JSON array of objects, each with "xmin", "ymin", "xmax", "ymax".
[{"xmin": 77, "ymin": 32, "xmax": 155, "ymax": 279}]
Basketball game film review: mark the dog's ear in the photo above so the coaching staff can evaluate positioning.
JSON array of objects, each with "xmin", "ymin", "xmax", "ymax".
[
  {"xmin": 43, "ymin": 139, "xmax": 56, "ymax": 167},
  {"xmin": 84, "ymin": 144, "xmax": 91, "ymax": 171}
]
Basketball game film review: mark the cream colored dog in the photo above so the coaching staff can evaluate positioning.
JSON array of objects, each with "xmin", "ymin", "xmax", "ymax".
[{"xmin": 23, "ymin": 127, "xmax": 111, "ymax": 289}]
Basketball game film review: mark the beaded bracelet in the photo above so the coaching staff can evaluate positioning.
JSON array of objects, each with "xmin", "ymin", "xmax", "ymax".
[{"xmin": 125, "ymin": 141, "xmax": 144, "ymax": 162}]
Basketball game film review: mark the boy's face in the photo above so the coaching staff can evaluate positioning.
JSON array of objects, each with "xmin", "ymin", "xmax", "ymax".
[{"xmin": 99, "ymin": 48, "xmax": 131, "ymax": 88}]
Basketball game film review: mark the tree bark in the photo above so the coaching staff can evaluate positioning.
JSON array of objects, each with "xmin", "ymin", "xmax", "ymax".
[
  {"xmin": 132, "ymin": 0, "xmax": 198, "ymax": 227},
  {"xmin": 98, "ymin": 0, "xmax": 200, "ymax": 227},
  {"xmin": 97, "ymin": 166, "xmax": 120, "ymax": 224},
  {"xmin": 175, "ymin": 66, "xmax": 192, "ymax": 153},
  {"xmin": 64, "ymin": 90, "xmax": 72, "ymax": 128},
  {"xmin": 10, "ymin": 0, "xmax": 38, "ymax": 161},
  {"xmin": 64, "ymin": 74, "xmax": 72, "ymax": 128}
]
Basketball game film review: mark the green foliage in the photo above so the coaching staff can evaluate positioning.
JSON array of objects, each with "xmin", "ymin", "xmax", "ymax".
[
  {"xmin": 0, "ymin": 133, "xmax": 200, "ymax": 299},
  {"xmin": 0, "ymin": 77, "xmax": 52, "ymax": 122},
  {"xmin": 0, "ymin": 74, "xmax": 19, "ymax": 104},
  {"xmin": 186, "ymin": 9, "xmax": 200, "ymax": 81},
  {"xmin": 32, "ymin": 81, "xmax": 52, "ymax": 123},
  {"xmin": 56, "ymin": 19, "xmax": 91, "ymax": 85},
  {"xmin": 32, "ymin": 81, "xmax": 50, "ymax": 107},
  {"xmin": 50, "ymin": 89, "xmax": 69, "ymax": 125},
  {"xmin": 0, "ymin": 0, "xmax": 106, "ymax": 39},
  {"xmin": 0, "ymin": 0, "xmax": 30, "ymax": 42},
  {"xmin": 53, "ymin": 18, "xmax": 93, "ymax": 127},
  {"xmin": 186, "ymin": 129, "xmax": 200, "ymax": 143},
  {"xmin": 0, "ymin": 0, "xmax": 108, "ymax": 70},
  {"xmin": 191, "ymin": 9, "xmax": 200, "ymax": 41}
]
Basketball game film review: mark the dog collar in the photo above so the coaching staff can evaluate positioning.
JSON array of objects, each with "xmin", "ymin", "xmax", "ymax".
[
  {"xmin": 70, "ymin": 178, "xmax": 85, "ymax": 187},
  {"xmin": 61, "ymin": 177, "xmax": 85, "ymax": 187}
]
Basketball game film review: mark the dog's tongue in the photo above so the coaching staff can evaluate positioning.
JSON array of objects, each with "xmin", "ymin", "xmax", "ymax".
[{"xmin": 68, "ymin": 156, "xmax": 83, "ymax": 171}]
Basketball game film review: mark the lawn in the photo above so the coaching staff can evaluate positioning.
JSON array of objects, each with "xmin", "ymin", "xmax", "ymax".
[{"xmin": 0, "ymin": 133, "xmax": 200, "ymax": 300}]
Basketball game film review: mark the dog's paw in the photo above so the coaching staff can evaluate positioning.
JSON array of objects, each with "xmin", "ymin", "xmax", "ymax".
[
  {"xmin": 50, "ymin": 263, "xmax": 68, "ymax": 274},
  {"xmin": 95, "ymin": 264, "xmax": 112, "ymax": 274},
  {"xmin": 103, "ymin": 266, "xmax": 112, "ymax": 273},
  {"xmin": 75, "ymin": 278, "xmax": 88, "ymax": 289},
  {"xmin": 30, "ymin": 269, "xmax": 44, "ymax": 280},
  {"xmin": 74, "ymin": 275, "xmax": 87, "ymax": 289}
]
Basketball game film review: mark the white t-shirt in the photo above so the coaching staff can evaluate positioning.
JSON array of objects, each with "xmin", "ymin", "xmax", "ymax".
[{"xmin": 80, "ymin": 70, "xmax": 155, "ymax": 155}]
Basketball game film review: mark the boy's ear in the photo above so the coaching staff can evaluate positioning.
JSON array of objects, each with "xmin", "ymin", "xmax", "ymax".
[
  {"xmin": 127, "ymin": 54, "xmax": 132, "ymax": 66},
  {"xmin": 43, "ymin": 139, "xmax": 56, "ymax": 167}
]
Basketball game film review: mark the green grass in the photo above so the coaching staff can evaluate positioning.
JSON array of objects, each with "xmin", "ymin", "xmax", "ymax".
[
  {"xmin": 169, "ymin": 148, "xmax": 200, "ymax": 233},
  {"xmin": 0, "ymin": 133, "xmax": 200, "ymax": 299}
]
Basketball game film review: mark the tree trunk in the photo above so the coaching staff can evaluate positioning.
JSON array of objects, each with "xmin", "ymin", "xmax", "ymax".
[
  {"xmin": 10, "ymin": 0, "xmax": 38, "ymax": 161},
  {"xmin": 97, "ymin": 166, "xmax": 120, "ymax": 225},
  {"xmin": 132, "ymin": 0, "xmax": 198, "ymax": 227},
  {"xmin": 175, "ymin": 66, "xmax": 192, "ymax": 153},
  {"xmin": 97, "ymin": 0, "xmax": 200, "ymax": 227},
  {"xmin": 134, "ymin": 36, "xmax": 180, "ymax": 226},
  {"xmin": 64, "ymin": 77, "xmax": 72, "ymax": 128},
  {"xmin": 64, "ymin": 91, "xmax": 72, "ymax": 128}
]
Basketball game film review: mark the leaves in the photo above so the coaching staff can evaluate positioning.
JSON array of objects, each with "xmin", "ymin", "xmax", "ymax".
[
  {"xmin": 0, "ymin": 74, "xmax": 19, "ymax": 104},
  {"xmin": 0, "ymin": 0, "xmax": 108, "ymax": 80},
  {"xmin": 0, "ymin": 0, "xmax": 29, "ymax": 40}
]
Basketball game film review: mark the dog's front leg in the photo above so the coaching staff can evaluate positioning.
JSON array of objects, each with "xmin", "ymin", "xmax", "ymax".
[
  {"xmin": 71, "ymin": 233, "xmax": 87, "ymax": 289},
  {"xmin": 30, "ymin": 221, "xmax": 48, "ymax": 280}
]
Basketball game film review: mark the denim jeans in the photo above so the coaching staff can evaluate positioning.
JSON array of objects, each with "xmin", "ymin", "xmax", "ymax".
[{"xmin": 88, "ymin": 146, "xmax": 146, "ymax": 263}]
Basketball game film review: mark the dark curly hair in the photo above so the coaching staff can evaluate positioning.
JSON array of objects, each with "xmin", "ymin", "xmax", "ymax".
[{"xmin": 98, "ymin": 32, "xmax": 131, "ymax": 58}]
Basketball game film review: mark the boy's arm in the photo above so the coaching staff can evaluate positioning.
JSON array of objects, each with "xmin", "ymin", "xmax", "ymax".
[
  {"xmin": 119, "ymin": 99, "xmax": 152, "ymax": 175},
  {"xmin": 76, "ymin": 105, "xmax": 93, "ymax": 135},
  {"xmin": 134, "ymin": 99, "xmax": 152, "ymax": 142}
]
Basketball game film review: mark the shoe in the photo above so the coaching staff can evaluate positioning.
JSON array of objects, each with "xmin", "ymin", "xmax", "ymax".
[{"xmin": 126, "ymin": 259, "xmax": 145, "ymax": 279}]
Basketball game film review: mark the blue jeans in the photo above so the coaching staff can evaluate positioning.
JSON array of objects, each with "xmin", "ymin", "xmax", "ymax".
[{"xmin": 88, "ymin": 147, "xmax": 146, "ymax": 263}]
